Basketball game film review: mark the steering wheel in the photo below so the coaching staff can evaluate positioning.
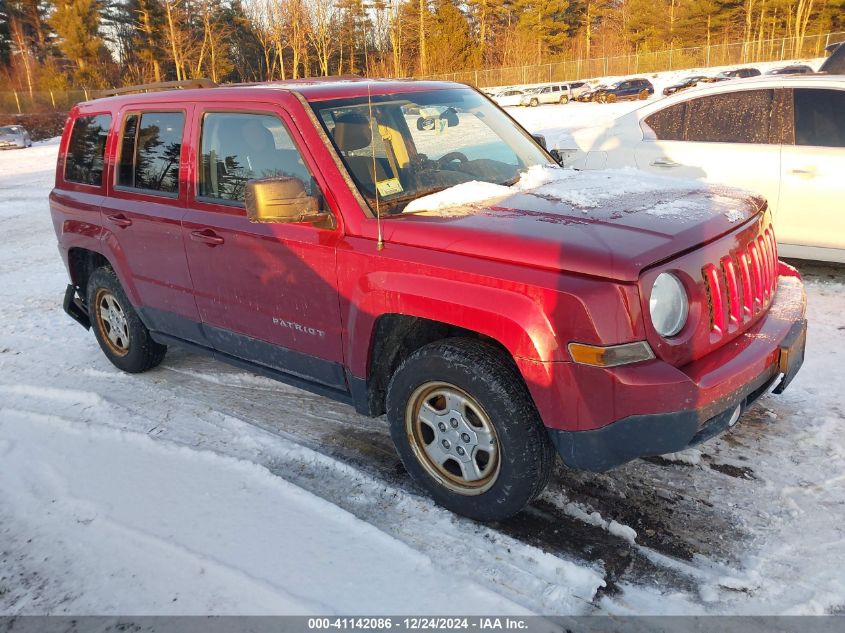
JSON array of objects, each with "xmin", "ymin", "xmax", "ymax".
[{"xmin": 436, "ymin": 152, "xmax": 468, "ymax": 169}]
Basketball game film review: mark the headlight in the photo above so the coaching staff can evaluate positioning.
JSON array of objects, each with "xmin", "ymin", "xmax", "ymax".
[{"xmin": 649, "ymin": 272, "xmax": 688, "ymax": 337}]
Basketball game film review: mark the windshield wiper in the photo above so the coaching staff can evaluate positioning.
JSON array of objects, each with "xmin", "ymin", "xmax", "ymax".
[{"xmin": 373, "ymin": 184, "xmax": 453, "ymax": 213}]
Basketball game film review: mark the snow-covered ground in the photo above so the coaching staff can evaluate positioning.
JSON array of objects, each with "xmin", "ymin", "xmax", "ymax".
[{"xmin": 1, "ymin": 131, "xmax": 844, "ymax": 615}]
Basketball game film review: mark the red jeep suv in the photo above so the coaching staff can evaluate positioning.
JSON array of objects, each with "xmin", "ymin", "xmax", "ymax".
[{"xmin": 50, "ymin": 78, "xmax": 807, "ymax": 521}]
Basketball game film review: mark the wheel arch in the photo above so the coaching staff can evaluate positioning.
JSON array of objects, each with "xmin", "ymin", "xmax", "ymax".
[
  {"xmin": 67, "ymin": 244, "xmax": 142, "ymax": 309},
  {"xmin": 67, "ymin": 247, "xmax": 112, "ymax": 296},
  {"xmin": 353, "ymin": 313, "xmax": 518, "ymax": 417},
  {"xmin": 344, "ymin": 275, "xmax": 562, "ymax": 417}
]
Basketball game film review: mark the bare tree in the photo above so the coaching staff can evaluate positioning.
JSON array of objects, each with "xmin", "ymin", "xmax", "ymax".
[
  {"xmin": 8, "ymin": 15, "xmax": 35, "ymax": 98},
  {"xmin": 307, "ymin": 0, "xmax": 337, "ymax": 75}
]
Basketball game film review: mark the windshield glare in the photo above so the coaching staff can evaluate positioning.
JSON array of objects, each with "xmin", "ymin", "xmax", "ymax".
[{"xmin": 312, "ymin": 88, "xmax": 551, "ymax": 214}]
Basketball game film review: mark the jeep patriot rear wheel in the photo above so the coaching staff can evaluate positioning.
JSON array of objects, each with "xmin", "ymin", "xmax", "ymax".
[
  {"xmin": 87, "ymin": 267, "xmax": 166, "ymax": 373},
  {"xmin": 386, "ymin": 338, "xmax": 553, "ymax": 521}
]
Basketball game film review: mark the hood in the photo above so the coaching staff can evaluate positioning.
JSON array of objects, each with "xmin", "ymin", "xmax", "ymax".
[{"xmin": 383, "ymin": 166, "xmax": 764, "ymax": 282}]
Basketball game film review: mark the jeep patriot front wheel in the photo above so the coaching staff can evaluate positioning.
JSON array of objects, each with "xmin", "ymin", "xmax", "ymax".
[
  {"xmin": 386, "ymin": 338, "xmax": 553, "ymax": 521},
  {"xmin": 406, "ymin": 381, "xmax": 501, "ymax": 495}
]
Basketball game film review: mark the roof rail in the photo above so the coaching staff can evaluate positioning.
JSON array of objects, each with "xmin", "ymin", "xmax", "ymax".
[{"xmin": 95, "ymin": 78, "xmax": 218, "ymax": 98}]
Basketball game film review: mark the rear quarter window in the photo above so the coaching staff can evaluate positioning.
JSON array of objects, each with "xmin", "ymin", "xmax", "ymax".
[{"xmin": 64, "ymin": 114, "xmax": 111, "ymax": 186}]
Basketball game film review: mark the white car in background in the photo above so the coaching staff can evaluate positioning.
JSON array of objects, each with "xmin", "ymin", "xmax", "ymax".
[
  {"xmin": 519, "ymin": 84, "xmax": 572, "ymax": 106},
  {"xmin": 491, "ymin": 89, "xmax": 526, "ymax": 107},
  {"xmin": 561, "ymin": 74, "xmax": 845, "ymax": 263}
]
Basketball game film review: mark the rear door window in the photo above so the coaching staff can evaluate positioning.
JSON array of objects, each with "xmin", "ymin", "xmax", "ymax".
[
  {"xmin": 64, "ymin": 114, "xmax": 111, "ymax": 186},
  {"xmin": 794, "ymin": 88, "xmax": 845, "ymax": 147},
  {"xmin": 684, "ymin": 90, "xmax": 774, "ymax": 143},
  {"xmin": 117, "ymin": 111, "xmax": 185, "ymax": 195}
]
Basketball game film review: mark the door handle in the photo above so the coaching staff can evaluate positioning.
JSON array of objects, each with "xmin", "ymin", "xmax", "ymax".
[
  {"xmin": 190, "ymin": 229, "xmax": 224, "ymax": 246},
  {"xmin": 106, "ymin": 213, "xmax": 132, "ymax": 228},
  {"xmin": 651, "ymin": 158, "xmax": 680, "ymax": 168}
]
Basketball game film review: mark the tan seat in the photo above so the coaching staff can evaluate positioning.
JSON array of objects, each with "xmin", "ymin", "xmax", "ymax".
[{"xmin": 332, "ymin": 112, "xmax": 388, "ymax": 193}]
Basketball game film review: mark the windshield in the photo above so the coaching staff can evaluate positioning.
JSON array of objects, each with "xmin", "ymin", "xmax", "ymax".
[
  {"xmin": 0, "ymin": 126, "xmax": 21, "ymax": 134},
  {"xmin": 312, "ymin": 88, "xmax": 551, "ymax": 215}
]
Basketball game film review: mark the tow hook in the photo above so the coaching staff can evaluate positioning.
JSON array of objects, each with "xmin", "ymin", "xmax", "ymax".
[{"xmin": 63, "ymin": 284, "xmax": 91, "ymax": 330}]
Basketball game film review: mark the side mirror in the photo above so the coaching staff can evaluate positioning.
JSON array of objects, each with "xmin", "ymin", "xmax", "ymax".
[
  {"xmin": 533, "ymin": 134, "xmax": 547, "ymax": 149},
  {"xmin": 549, "ymin": 148, "xmax": 564, "ymax": 165},
  {"xmin": 245, "ymin": 176, "xmax": 332, "ymax": 227}
]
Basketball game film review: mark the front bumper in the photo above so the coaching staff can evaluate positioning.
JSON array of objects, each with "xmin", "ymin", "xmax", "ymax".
[{"xmin": 546, "ymin": 273, "xmax": 807, "ymax": 471}]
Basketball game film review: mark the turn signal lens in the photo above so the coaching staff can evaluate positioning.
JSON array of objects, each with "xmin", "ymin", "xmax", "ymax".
[{"xmin": 568, "ymin": 341, "xmax": 656, "ymax": 368}]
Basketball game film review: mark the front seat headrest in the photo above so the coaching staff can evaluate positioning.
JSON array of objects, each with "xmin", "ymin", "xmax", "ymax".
[
  {"xmin": 333, "ymin": 112, "xmax": 372, "ymax": 151},
  {"xmin": 241, "ymin": 119, "xmax": 275, "ymax": 152}
]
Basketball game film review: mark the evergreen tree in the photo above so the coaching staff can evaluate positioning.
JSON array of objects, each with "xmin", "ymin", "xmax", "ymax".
[
  {"xmin": 426, "ymin": 0, "xmax": 473, "ymax": 71},
  {"xmin": 50, "ymin": 0, "xmax": 104, "ymax": 75},
  {"xmin": 513, "ymin": 0, "xmax": 574, "ymax": 62}
]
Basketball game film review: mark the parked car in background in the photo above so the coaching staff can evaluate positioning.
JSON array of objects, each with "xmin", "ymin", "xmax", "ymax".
[
  {"xmin": 520, "ymin": 83, "xmax": 572, "ymax": 106},
  {"xmin": 575, "ymin": 84, "xmax": 608, "ymax": 102},
  {"xmin": 0, "ymin": 125, "xmax": 32, "ymax": 149},
  {"xmin": 50, "ymin": 77, "xmax": 806, "ymax": 521},
  {"xmin": 663, "ymin": 75, "xmax": 708, "ymax": 95},
  {"xmin": 707, "ymin": 67, "xmax": 762, "ymax": 81},
  {"xmin": 567, "ymin": 81, "xmax": 589, "ymax": 100},
  {"xmin": 491, "ymin": 88, "xmax": 526, "ymax": 107},
  {"xmin": 560, "ymin": 75, "xmax": 845, "ymax": 262},
  {"xmin": 766, "ymin": 64, "xmax": 814, "ymax": 75},
  {"xmin": 594, "ymin": 78, "xmax": 654, "ymax": 102}
]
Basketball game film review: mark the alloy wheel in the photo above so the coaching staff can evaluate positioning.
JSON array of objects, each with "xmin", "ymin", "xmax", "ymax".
[
  {"xmin": 405, "ymin": 381, "xmax": 500, "ymax": 495},
  {"xmin": 94, "ymin": 289, "xmax": 131, "ymax": 356}
]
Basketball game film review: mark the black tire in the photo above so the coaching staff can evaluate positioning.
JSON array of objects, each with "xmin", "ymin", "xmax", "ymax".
[
  {"xmin": 386, "ymin": 338, "xmax": 554, "ymax": 522},
  {"xmin": 86, "ymin": 266, "xmax": 166, "ymax": 373}
]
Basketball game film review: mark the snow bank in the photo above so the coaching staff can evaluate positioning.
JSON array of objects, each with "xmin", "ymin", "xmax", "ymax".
[{"xmin": 0, "ymin": 410, "xmax": 530, "ymax": 615}]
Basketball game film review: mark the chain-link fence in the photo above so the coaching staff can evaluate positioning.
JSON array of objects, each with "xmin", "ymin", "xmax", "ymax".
[
  {"xmin": 0, "ymin": 88, "xmax": 93, "ymax": 115},
  {"xmin": 418, "ymin": 31, "xmax": 845, "ymax": 88},
  {"xmin": 2, "ymin": 31, "xmax": 843, "ymax": 113}
]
